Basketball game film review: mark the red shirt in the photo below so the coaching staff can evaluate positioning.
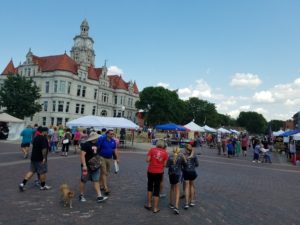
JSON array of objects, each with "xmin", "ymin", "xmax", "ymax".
[{"xmin": 147, "ymin": 147, "xmax": 168, "ymax": 173}]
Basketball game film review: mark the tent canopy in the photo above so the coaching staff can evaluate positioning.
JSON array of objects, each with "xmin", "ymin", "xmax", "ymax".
[
  {"xmin": 184, "ymin": 121, "xmax": 205, "ymax": 132},
  {"xmin": 230, "ymin": 129, "xmax": 240, "ymax": 135},
  {"xmin": 203, "ymin": 125, "xmax": 217, "ymax": 133},
  {"xmin": 217, "ymin": 127, "xmax": 231, "ymax": 134},
  {"xmin": 66, "ymin": 116, "xmax": 139, "ymax": 129},
  {"xmin": 273, "ymin": 130, "xmax": 285, "ymax": 136},
  {"xmin": 0, "ymin": 113, "xmax": 23, "ymax": 123},
  {"xmin": 279, "ymin": 129, "xmax": 300, "ymax": 137},
  {"xmin": 292, "ymin": 133, "xmax": 300, "ymax": 141},
  {"xmin": 155, "ymin": 123, "xmax": 187, "ymax": 131}
]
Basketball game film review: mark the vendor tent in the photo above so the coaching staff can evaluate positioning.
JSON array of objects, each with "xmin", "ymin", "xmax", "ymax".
[
  {"xmin": 203, "ymin": 125, "xmax": 217, "ymax": 133},
  {"xmin": 155, "ymin": 123, "xmax": 187, "ymax": 131},
  {"xmin": 0, "ymin": 113, "xmax": 25, "ymax": 141},
  {"xmin": 66, "ymin": 116, "xmax": 139, "ymax": 129},
  {"xmin": 273, "ymin": 130, "xmax": 285, "ymax": 136},
  {"xmin": 184, "ymin": 121, "xmax": 205, "ymax": 132},
  {"xmin": 230, "ymin": 129, "xmax": 240, "ymax": 135},
  {"xmin": 292, "ymin": 133, "xmax": 300, "ymax": 141},
  {"xmin": 279, "ymin": 129, "xmax": 300, "ymax": 137},
  {"xmin": 217, "ymin": 127, "xmax": 231, "ymax": 134}
]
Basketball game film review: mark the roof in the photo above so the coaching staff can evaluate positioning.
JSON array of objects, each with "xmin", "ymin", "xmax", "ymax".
[
  {"xmin": 32, "ymin": 53, "xmax": 78, "ymax": 74},
  {"xmin": 88, "ymin": 66, "xmax": 102, "ymax": 80},
  {"xmin": 0, "ymin": 113, "xmax": 24, "ymax": 123},
  {"xmin": 1, "ymin": 60, "xmax": 17, "ymax": 75},
  {"xmin": 109, "ymin": 75, "xmax": 139, "ymax": 94}
]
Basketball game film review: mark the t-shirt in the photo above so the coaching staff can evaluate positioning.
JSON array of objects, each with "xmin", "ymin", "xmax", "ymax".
[
  {"xmin": 166, "ymin": 154, "xmax": 184, "ymax": 176},
  {"xmin": 241, "ymin": 138, "xmax": 248, "ymax": 147},
  {"xmin": 97, "ymin": 135, "xmax": 116, "ymax": 158},
  {"xmin": 31, "ymin": 135, "xmax": 49, "ymax": 162},
  {"xmin": 81, "ymin": 141, "xmax": 98, "ymax": 167},
  {"xmin": 147, "ymin": 147, "xmax": 168, "ymax": 173},
  {"xmin": 21, "ymin": 128, "xmax": 34, "ymax": 144},
  {"xmin": 182, "ymin": 154, "xmax": 199, "ymax": 173}
]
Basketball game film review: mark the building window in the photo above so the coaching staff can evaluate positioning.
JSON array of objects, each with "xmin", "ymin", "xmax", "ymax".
[
  {"xmin": 102, "ymin": 93, "xmax": 108, "ymax": 103},
  {"xmin": 59, "ymin": 81, "xmax": 66, "ymax": 93},
  {"xmin": 58, "ymin": 101, "xmax": 64, "ymax": 112},
  {"xmin": 75, "ymin": 104, "xmax": 80, "ymax": 114},
  {"xmin": 43, "ymin": 101, "xmax": 48, "ymax": 112},
  {"xmin": 27, "ymin": 68, "xmax": 31, "ymax": 76},
  {"xmin": 120, "ymin": 96, "xmax": 123, "ymax": 105},
  {"xmin": 42, "ymin": 117, "xmax": 46, "ymax": 126},
  {"xmin": 57, "ymin": 117, "xmax": 63, "ymax": 126},
  {"xmin": 67, "ymin": 82, "xmax": 71, "ymax": 94},
  {"xmin": 51, "ymin": 117, "xmax": 54, "ymax": 125},
  {"xmin": 92, "ymin": 106, "xmax": 96, "ymax": 115},
  {"xmin": 66, "ymin": 102, "xmax": 70, "ymax": 113},
  {"xmin": 114, "ymin": 96, "xmax": 117, "ymax": 105},
  {"xmin": 94, "ymin": 89, "xmax": 97, "ymax": 100},
  {"xmin": 82, "ymin": 86, "xmax": 86, "ymax": 97},
  {"xmin": 65, "ymin": 118, "xmax": 69, "ymax": 125},
  {"xmin": 101, "ymin": 110, "xmax": 107, "ymax": 117},
  {"xmin": 52, "ymin": 101, "xmax": 56, "ymax": 112},
  {"xmin": 77, "ymin": 85, "xmax": 81, "ymax": 96},
  {"xmin": 54, "ymin": 81, "xmax": 58, "ymax": 93},
  {"xmin": 45, "ymin": 81, "xmax": 50, "ymax": 93},
  {"xmin": 113, "ymin": 110, "xmax": 116, "ymax": 117},
  {"xmin": 81, "ymin": 104, "xmax": 85, "ymax": 114}
]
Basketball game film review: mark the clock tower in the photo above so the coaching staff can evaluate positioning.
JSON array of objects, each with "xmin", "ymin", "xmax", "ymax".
[{"xmin": 70, "ymin": 19, "xmax": 95, "ymax": 66}]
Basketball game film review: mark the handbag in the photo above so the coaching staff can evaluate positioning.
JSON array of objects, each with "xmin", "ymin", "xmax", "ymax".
[
  {"xmin": 88, "ymin": 155, "xmax": 101, "ymax": 171},
  {"xmin": 62, "ymin": 139, "xmax": 69, "ymax": 144}
]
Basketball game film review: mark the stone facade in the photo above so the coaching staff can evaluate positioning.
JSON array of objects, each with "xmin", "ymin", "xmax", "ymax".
[{"xmin": 0, "ymin": 20, "xmax": 139, "ymax": 126}]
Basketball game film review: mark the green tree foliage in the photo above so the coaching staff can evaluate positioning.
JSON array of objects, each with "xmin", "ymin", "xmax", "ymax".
[
  {"xmin": 268, "ymin": 120, "xmax": 285, "ymax": 131},
  {"xmin": 217, "ymin": 113, "xmax": 237, "ymax": 127},
  {"xmin": 236, "ymin": 111, "xmax": 267, "ymax": 134},
  {"xmin": 0, "ymin": 74, "xmax": 42, "ymax": 119},
  {"xmin": 135, "ymin": 86, "xmax": 185, "ymax": 126}
]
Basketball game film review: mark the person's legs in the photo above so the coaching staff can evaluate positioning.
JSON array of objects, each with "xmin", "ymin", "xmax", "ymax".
[
  {"xmin": 190, "ymin": 180, "xmax": 196, "ymax": 204},
  {"xmin": 174, "ymin": 183, "xmax": 180, "ymax": 209},
  {"xmin": 146, "ymin": 172, "xmax": 154, "ymax": 208},
  {"xmin": 184, "ymin": 180, "xmax": 190, "ymax": 208},
  {"xmin": 169, "ymin": 184, "xmax": 174, "ymax": 206}
]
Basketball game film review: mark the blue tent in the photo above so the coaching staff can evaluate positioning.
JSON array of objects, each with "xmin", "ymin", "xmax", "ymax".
[
  {"xmin": 279, "ymin": 129, "xmax": 300, "ymax": 137},
  {"xmin": 155, "ymin": 123, "xmax": 187, "ymax": 131}
]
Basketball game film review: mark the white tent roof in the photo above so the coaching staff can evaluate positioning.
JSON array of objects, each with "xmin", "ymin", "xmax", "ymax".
[
  {"xmin": 0, "ymin": 113, "xmax": 24, "ymax": 123},
  {"xmin": 273, "ymin": 130, "xmax": 285, "ymax": 136},
  {"xmin": 292, "ymin": 133, "xmax": 300, "ymax": 141},
  {"xmin": 66, "ymin": 116, "xmax": 139, "ymax": 129},
  {"xmin": 230, "ymin": 129, "xmax": 240, "ymax": 134},
  {"xmin": 217, "ymin": 127, "xmax": 231, "ymax": 134},
  {"xmin": 203, "ymin": 125, "xmax": 217, "ymax": 133},
  {"xmin": 184, "ymin": 121, "xmax": 205, "ymax": 132}
]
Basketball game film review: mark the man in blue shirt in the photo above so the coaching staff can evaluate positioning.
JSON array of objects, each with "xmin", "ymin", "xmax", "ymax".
[
  {"xmin": 20, "ymin": 125, "xmax": 34, "ymax": 159},
  {"xmin": 96, "ymin": 129, "xmax": 118, "ymax": 195}
]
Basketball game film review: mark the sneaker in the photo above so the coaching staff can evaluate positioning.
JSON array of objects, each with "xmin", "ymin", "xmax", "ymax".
[
  {"xmin": 97, "ymin": 196, "xmax": 108, "ymax": 203},
  {"xmin": 79, "ymin": 194, "xmax": 87, "ymax": 202},
  {"xmin": 169, "ymin": 204, "xmax": 175, "ymax": 209},
  {"xmin": 189, "ymin": 202, "xmax": 196, "ymax": 207},
  {"xmin": 104, "ymin": 190, "xmax": 110, "ymax": 196},
  {"xmin": 173, "ymin": 207, "xmax": 179, "ymax": 215},
  {"xmin": 159, "ymin": 193, "xmax": 166, "ymax": 198},
  {"xmin": 252, "ymin": 160, "xmax": 256, "ymax": 163},
  {"xmin": 40, "ymin": 185, "xmax": 51, "ymax": 190},
  {"xmin": 184, "ymin": 204, "xmax": 189, "ymax": 210},
  {"xmin": 19, "ymin": 183, "xmax": 25, "ymax": 192}
]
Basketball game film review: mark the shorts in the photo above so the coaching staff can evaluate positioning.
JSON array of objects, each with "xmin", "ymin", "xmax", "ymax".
[
  {"xmin": 242, "ymin": 146, "xmax": 247, "ymax": 151},
  {"xmin": 169, "ymin": 174, "xmax": 180, "ymax": 185},
  {"xmin": 183, "ymin": 170, "xmax": 197, "ymax": 181},
  {"xmin": 100, "ymin": 157, "xmax": 111, "ymax": 175},
  {"xmin": 73, "ymin": 140, "xmax": 79, "ymax": 145},
  {"xmin": 21, "ymin": 143, "xmax": 30, "ymax": 148},
  {"xmin": 81, "ymin": 167, "xmax": 100, "ymax": 183},
  {"xmin": 30, "ymin": 161, "xmax": 48, "ymax": 175}
]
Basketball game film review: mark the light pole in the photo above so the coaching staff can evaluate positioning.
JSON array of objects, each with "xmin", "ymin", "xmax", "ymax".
[{"xmin": 121, "ymin": 105, "xmax": 125, "ymax": 118}]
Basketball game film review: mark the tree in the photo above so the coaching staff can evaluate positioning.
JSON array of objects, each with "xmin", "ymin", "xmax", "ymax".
[
  {"xmin": 135, "ymin": 86, "xmax": 185, "ymax": 126},
  {"xmin": 268, "ymin": 120, "xmax": 285, "ymax": 131},
  {"xmin": 236, "ymin": 111, "xmax": 267, "ymax": 134},
  {"xmin": 217, "ymin": 113, "xmax": 237, "ymax": 127},
  {"xmin": 0, "ymin": 74, "xmax": 42, "ymax": 119}
]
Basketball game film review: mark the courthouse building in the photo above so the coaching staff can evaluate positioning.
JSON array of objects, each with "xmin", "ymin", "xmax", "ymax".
[{"xmin": 0, "ymin": 20, "xmax": 139, "ymax": 126}]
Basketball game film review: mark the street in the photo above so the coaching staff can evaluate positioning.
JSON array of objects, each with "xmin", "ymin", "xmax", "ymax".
[{"xmin": 0, "ymin": 141, "xmax": 299, "ymax": 225}]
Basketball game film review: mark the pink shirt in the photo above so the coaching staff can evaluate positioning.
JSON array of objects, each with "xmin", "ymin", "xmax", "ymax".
[
  {"xmin": 74, "ymin": 131, "xmax": 81, "ymax": 140},
  {"xmin": 147, "ymin": 147, "xmax": 168, "ymax": 173}
]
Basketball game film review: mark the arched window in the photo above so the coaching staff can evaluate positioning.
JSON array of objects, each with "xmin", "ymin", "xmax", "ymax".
[{"xmin": 101, "ymin": 110, "xmax": 107, "ymax": 117}]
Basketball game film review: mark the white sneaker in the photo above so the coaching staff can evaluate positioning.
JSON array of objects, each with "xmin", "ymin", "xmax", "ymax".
[
  {"xmin": 79, "ymin": 194, "xmax": 87, "ymax": 202},
  {"xmin": 19, "ymin": 183, "xmax": 25, "ymax": 192},
  {"xmin": 40, "ymin": 185, "xmax": 51, "ymax": 190},
  {"xmin": 252, "ymin": 160, "xmax": 256, "ymax": 163}
]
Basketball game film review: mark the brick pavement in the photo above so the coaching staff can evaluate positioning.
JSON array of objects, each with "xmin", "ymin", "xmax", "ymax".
[{"xmin": 0, "ymin": 141, "xmax": 299, "ymax": 225}]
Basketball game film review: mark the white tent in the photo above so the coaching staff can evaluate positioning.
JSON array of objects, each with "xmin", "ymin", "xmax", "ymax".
[
  {"xmin": 230, "ymin": 129, "xmax": 240, "ymax": 135},
  {"xmin": 66, "ymin": 116, "xmax": 139, "ymax": 129},
  {"xmin": 0, "ymin": 113, "xmax": 25, "ymax": 141},
  {"xmin": 292, "ymin": 133, "xmax": 300, "ymax": 141},
  {"xmin": 217, "ymin": 127, "xmax": 231, "ymax": 134},
  {"xmin": 203, "ymin": 125, "xmax": 217, "ymax": 133},
  {"xmin": 273, "ymin": 130, "xmax": 285, "ymax": 136},
  {"xmin": 184, "ymin": 121, "xmax": 205, "ymax": 132}
]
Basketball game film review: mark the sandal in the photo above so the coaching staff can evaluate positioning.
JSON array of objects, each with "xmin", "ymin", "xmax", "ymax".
[
  {"xmin": 153, "ymin": 209, "xmax": 160, "ymax": 213},
  {"xmin": 144, "ymin": 205, "xmax": 152, "ymax": 210}
]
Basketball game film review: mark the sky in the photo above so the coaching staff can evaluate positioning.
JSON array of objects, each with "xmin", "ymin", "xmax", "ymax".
[{"xmin": 1, "ymin": 0, "xmax": 300, "ymax": 122}]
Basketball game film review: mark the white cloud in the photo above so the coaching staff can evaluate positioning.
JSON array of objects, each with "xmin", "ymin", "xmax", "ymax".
[
  {"xmin": 156, "ymin": 82, "xmax": 170, "ymax": 89},
  {"xmin": 178, "ymin": 79, "xmax": 212, "ymax": 100},
  {"xmin": 253, "ymin": 91, "xmax": 275, "ymax": 103},
  {"xmin": 230, "ymin": 73, "xmax": 262, "ymax": 88},
  {"xmin": 107, "ymin": 66, "xmax": 123, "ymax": 75},
  {"xmin": 240, "ymin": 105, "xmax": 251, "ymax": 110}
]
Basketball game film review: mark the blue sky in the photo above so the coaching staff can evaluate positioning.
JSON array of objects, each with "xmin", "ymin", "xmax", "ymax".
[{"xmin": 1, "ymin": 0, "xmax": 300, "ymax": 122}]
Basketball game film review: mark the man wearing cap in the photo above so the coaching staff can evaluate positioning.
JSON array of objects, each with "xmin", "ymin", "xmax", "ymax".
[
  {"xmin": 79, "ymin": 132, "xmax": 108, "ymax": 203},
  {"xmin": 19, "ymin": 126, "xmax": 51, "ymax": 191},
  {"xmin": 97, "ymin": 129, "xmax": 118, "ymax": 195}
]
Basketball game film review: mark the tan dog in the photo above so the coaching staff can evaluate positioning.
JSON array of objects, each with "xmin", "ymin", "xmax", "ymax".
[{"xmin": 60, "ymin": 184, "xmax": 75, "ymax": 208}]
